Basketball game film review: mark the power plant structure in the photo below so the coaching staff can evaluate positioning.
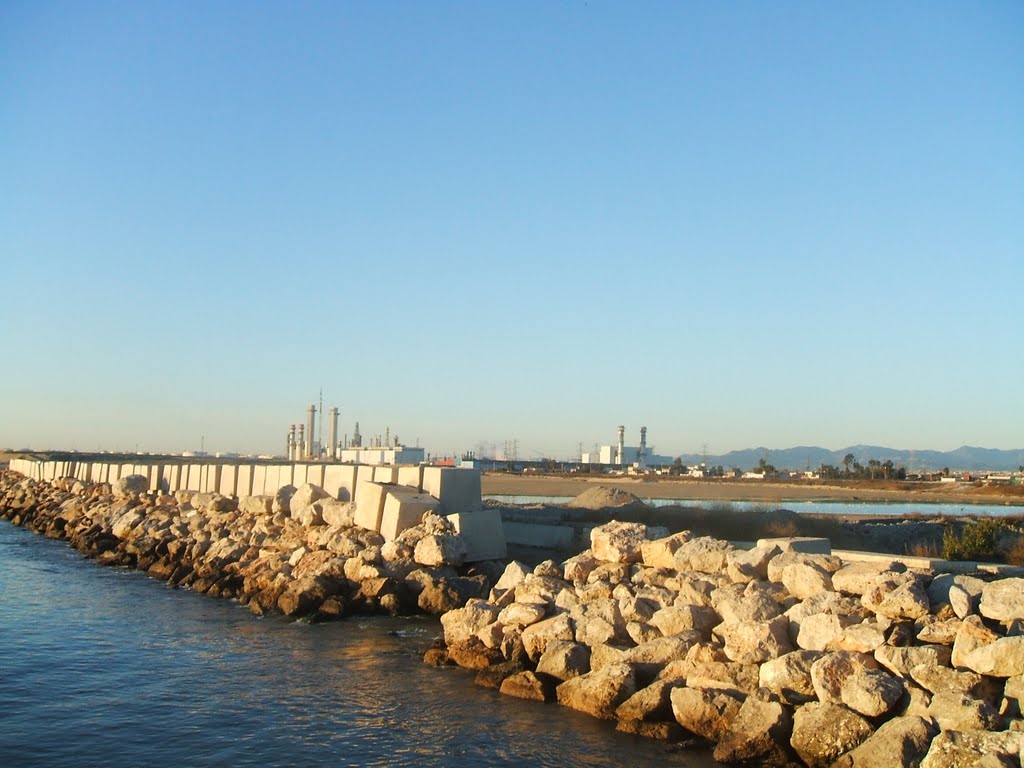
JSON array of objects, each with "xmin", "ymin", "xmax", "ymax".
[
  {"xmin": 581, "ymin": 425, "xmax": 673, "ymax": 469},
  {"xmin": 284, "ymin": 404, "xmax": 424, "ymax": 466}
]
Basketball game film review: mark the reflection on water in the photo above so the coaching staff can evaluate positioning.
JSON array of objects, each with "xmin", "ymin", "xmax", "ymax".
[{"xmin": 0, "ymin": 521, "xmax": 717, "ymax": 768}]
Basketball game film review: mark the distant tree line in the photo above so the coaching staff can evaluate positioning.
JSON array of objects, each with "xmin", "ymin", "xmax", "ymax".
[{"xmin": 818, "ymin": 453, "xmax": 907, "ymax": 481}]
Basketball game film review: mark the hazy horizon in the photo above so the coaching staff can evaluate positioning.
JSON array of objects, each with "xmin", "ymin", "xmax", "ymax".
[{"xmin": 2, "ymin": 3, "xmax": 1021, "ymax": 459}]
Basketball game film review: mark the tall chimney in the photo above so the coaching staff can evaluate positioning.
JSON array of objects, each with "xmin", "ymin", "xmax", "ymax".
[
  {"xmin": 306, "ymin": 404, "xmax": 316, "ymax": 459},
  {"xmin": 640, "ymin": 426, "xmax": 648, "ymax": 467},
  {"xmin": 616, "ymin": 425, "xmax": 625, "ymax": 466},
  {"xmin": 297, "ymin": 423, "xmax": 305, "ymax": 461},
  {"xmin": 328, "ymin": 407, "xmax": 339, "ymax": 460},
  {"xmin": 288, "ymin": 424, "xmax": 296, "ymax": 460}
]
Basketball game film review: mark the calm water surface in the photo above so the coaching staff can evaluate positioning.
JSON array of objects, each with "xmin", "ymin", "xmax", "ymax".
[
  {"xmin": 0, "ymin": 521, "xmax": 716, "ymax": 767},
  {"xmin": 486, "ymin": 495, "xmax": 1023, "ymax": 517}
]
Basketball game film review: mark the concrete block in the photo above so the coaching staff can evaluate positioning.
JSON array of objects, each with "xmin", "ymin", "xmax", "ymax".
[
  {"xmin": 162, "ymin": 464, "xmax": 179, "ymax": 493},
  {"xmin": 185, "ymin": 465, "xmax": 203, "ymax": 492},
  {"xmin": 756, "ymin": 536, "xmax": 832, "ymax": 555},
  {"xmin": 278, "ymin": 464, "xmax": 294, "ymax": 488},
  {"xmin": 121, "ymin": 464, "xmax": 135, "ymax": 481},
  {"xmin": 354, "ymin": 481, "xmax": 389, "ymax": 532},
  {"xmin": 218, "ymin": 465, "xmax": 238, "ymax": 497},
  {"xmin": 149, "ymin": 465, "xmax": 163, "ymax": 493},
  {"xmin": 421, "ymin": 467, "xmax": 482, "ymax": 516},
  {"xmin": 236, "ymin": 464, "xmax": 253, "ymax": 497},
  {"xmin": 322, "ymin": 464, "xmax": 359, "ymax": 501},
  {"xmin": 304, "ymin": 464, "xmax": 325, "ymax": 488},
  {"xmin": 373, "ymin": 465, "xmax": 399, "ymax": 484},
  {"xmin": 133, "ymin": 465, "xmax": 150, "ymax": 481},
  {"xmin": 502, "ymin": 521, "xmax": 575, "ymax": 550},
  {"xmin": 91, "ymin": 463, "xmax": 105, "ymax": 483},
  {"xmin": 263, "ymin": 466, "xmax": 282, "ymax": 494},
  {"xmin": 379, "ymin": 488, "xmax": 439, "ymax": 542},
  {"xmin": 396, "ymin": 465, "xmax": 423, "ymax": 491},
  {"xmin": 450, "ymin": 509, "xmax": 508, "ymax": 561},
  {"xmin": 252, "ymin": 465, "xmax": 268, "ymax": 496},
  {"xmin": 292, "ymin": 463, "xmax": 308, "ymax": 487}
]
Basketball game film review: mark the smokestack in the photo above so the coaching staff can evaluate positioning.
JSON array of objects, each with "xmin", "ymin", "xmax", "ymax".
[
  {"xmin": 306, "ymin": 404, "xmax": 316, "ymax": 459},
  {"xmin": 640, "ymin": 426, "xmax": 647, "ymax": 454},
  {"xmin": 288, "ymin": 424, "xmax": 296, "ymax": 460},
  {"xmin": 616, "ymin": 425, "xmax": 625, "ymax": 466},
  {"xmin": 328, "ymin": 407, "xmax": 339, "ymax": 460}
]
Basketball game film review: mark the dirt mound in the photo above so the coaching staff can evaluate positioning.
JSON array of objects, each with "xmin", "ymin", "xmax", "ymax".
[{"xmin": 566, "ymin": 486, "xmax": 646, "ymax": 510}]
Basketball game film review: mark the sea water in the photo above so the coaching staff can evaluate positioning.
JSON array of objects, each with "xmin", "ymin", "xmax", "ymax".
[{"xmin": 0, "ymin": 521, "xmax": 716, "ymax": 767}]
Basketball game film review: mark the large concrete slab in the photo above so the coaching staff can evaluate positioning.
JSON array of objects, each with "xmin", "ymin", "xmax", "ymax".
[
  {"xmin": 304, "ymin": 464, "xmax": 325, "ymax": 488},
  {"xmin": 252, "ymin": 465, "xmax": 269, "ymax": 496},
  {"xmin": 218, "ymin": 465, "xmax": 238, "ymax": 497},
  {"xmin": 502, "ymin": 521, "xmax": 575, "ymax": 550},
  {"xmin": 421, "ymin": 467, "xmax": 482, "ymax": 516},
  {"xmin": 164, "ymin": 464, "xmax": 181, "ymax": 493},
  {"xmin": 450, "ymin": 509, "xmax": 507, "ymax": 561},
  {"xmin": 185, "ymin": 465, "xmax": 203, "ymax": 492},
  {"xmin": 379, "ymin": 488, "xmax": 439, "ymax": 542},
  {"xmin": 236, "ymin": 464, "xmax": 253, "ymax": 497},
  {"xmin": 757, "ymin": 537, "xmax": 832, "ymax": 555},
  {"xmin": 373, "ymin": 465, "xmax": 399, "ymax": 484},
  {"xmin": 353, "ymin": 481, "xmax": 389, "ymax": 532},
  {"xmin": 292, "ymin": 464, "xmax": 309, "ymax": 487},
  {"xmin": 396, "ymin": 465, "xmax": 423, "ymax": 491},
  {"xmin": 322, "ymin": 464, "xmax": 359, "ymax": 501},
  {"xmin": 149, "ymin": 465, "xmax": 164, "ymax": 493}
]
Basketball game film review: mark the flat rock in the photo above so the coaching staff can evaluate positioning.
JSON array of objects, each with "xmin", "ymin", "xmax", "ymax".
[
  {"xmin": 535, "ymin": 640, "xmax": 591, "ymax": 681},
  {"xmin": 979, "ymin": 578, "xmax": 1024, "ymax": 623},
  {"xmin": 758, "ymin": 650, "xmax": 821, "ymax": 704},
  {"xmin": 962, "ymin": 636, "xmax": 1024, "ymax": 678},
  {"xmin": 920, "ymin": 729, "xmax": 1024, "ymax": 768},
  {"xmin": 719, "ymin": 615, "xmax": 793, "ymax": 664},
  {"xmin": 500, "ymin": 670, "xmax": 554, "ymax": 702},
  {"xmin": 811, "ymin": 651, "xmax": 879, "ymax": 704}
]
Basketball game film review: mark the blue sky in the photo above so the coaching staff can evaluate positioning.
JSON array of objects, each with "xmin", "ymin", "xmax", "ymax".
[{"xmin": 2, "ymin": 1, "xmax": 1021, "ymax": 459}]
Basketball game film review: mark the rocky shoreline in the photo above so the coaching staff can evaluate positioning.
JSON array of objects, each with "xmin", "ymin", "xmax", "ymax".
[
  {"xmin": 429, "ymin": 520, "xmax": 1024, "ymax": 767},
  {"xmin": 0, "ymin": 470, "xmax": 501, "ymax": 620}
]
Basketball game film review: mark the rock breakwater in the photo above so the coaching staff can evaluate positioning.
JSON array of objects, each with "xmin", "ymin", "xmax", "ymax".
[
  {"xmin": 0, "ymin": 470, "xmax": 499, "ymax": 620},
  {"xmin": 431, "ymin": 520, "xmax": 1024, "ymax": 766}
]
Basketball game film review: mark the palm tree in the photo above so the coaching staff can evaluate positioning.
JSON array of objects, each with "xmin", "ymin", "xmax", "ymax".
[{"xmin": 843, "ymin": 453, "xmax": 854, "ymax": 477}]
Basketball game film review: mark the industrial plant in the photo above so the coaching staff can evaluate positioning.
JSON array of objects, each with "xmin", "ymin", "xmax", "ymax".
[
  {"xmin": 581, "ymin": 425, "xmax": 673, "ymax": 470},
  {"xmin": 284, "ymin": 403, "xmax": 424, "ymax": 466}
]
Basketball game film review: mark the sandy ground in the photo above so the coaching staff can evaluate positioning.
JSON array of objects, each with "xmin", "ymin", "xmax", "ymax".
[{"xmin": 482, "ymin": 473, "xmax": 1024, "ymax": 507}]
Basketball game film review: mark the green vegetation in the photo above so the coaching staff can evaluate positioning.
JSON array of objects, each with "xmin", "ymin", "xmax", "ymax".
[
  {"xmin": 942, "ymin": 518, "xmax": 1003, "ymax": 561},
  {"xmin": 817, "ymin": 456, "xmax": 907, "ymax": 481}
]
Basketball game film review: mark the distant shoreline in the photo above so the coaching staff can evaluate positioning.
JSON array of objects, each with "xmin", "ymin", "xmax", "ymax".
[{"xmin": 481, "ymin": 473, "xmax": 1024, "ymax": 506}]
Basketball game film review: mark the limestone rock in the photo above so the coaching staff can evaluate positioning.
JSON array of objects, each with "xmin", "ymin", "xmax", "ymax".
[
  {"xmin": 521, "ymin": 614, "xmax": 575, "ymax": 661},
  {"xmin": 493, "ymin": 560, "xmax": 532, "ymax": 593},
  {"xmin": 590, "ymin": 520, "xmax": 650, "ymax": 564},
  {"xmin": 563, "ymin": 551, "xmax": 600, "ymax": 583},
  {"xmin": 797, "ymin": 612, "xmax": 857, "ymax": 652},
  {"xmin": 272, "ymin": 485, "xmax": 295, "ymax": 515},
  {"xmin": 872, "ymin": 580, "xmax": 931, "ymax": 621},
  {"xmin": 726, "ymin": 543, "xmax": 780, "ymax": 583},
  {"xmin": 500, "ymin": 670, "xmax": 554, "ymax": 702},
  {"xmin": 928, "ymin": 573, "xmax": 986, "ymax": 618},
  {"xmin": 874, "ymin": 644, "xmax": 951, "ymax": 678},
  {"xmin": 780, "ymin": 561, "xmax": 834, "ymax": 600},
  {"xmin": 831, "ymin": 622, "xmax": 887, "ymax": 654},
  {"xmin": 840, "ymin": 669, "xmax": 905, "ymax": 718},
  {"xmin": 980, "ymin": 578, "xmax": 1024, "ymax": 623},
  {"xmin": 615, "ymin": 677, "xmax": 682, "ymax": 722},
  {"xmin": 712, "ymin": 695, "xmax": 793, "ymax": 766},
  {"xmin": 924, "ymin": 691, "xmax": 999, "ymax": 731},
  {"xmin": 641, "ymin": 531, "xmax": 692, "ymax": 569},
  {"xmin": 113, "ymin": 474, "xmax": 149, "ymax": 498},
  {"xmin": 714, "ymin": 584, "xmax": 782, "ymax": 625},
  {"xmin": 497, "ymin": 601, "xmax": 546, "ymax": 629},
  {"xmin": 536, "ymin": 640, "xmax": 591, "ymax": 681},
  {"xmin": 791, "ymin": 701, "xmax": 873, "ymax": 768},
  {"xmin": 920, "ymin": 729, "xmax": 1024, "ymax": 768},
  {"xmin": 831, "ymin": 715, "xmax": 938, "ymax": 768},
  {"xmin": 758, "ymin": 650, "xmax": 822, "ymax": 705},
  {"xmin": 320, "ymin": 500, "xmax": 355, "ymax": 528},
  {"xmin": 951, "ymin": 615, "xmax": 1001, "ymax": 668},
  {"xmin": 238, "ymin": 495, "xmax": 273, "ymax": 516},
  {"xmin": 719, "ymin": 615, "xmax": 793, "ymax": 664},
  {"xmin": 962, "ymin": 636, "xmax": 1024, "ymax": 678},
  {"xmin": 909, "ymin": 663, "xmax": 1000, "ymax": 704},
  {"xmin": 650, "ymin": 603, "xmax": 719, "ymax": 637},
  {"xmin": 414, "ymin": 533, "xmax": 466, "ymax": 568},
  {"xmin": 811, "ymin": 651, "xmax": 879, "ymax": 704},
  {"xmin": 440, "ymin": 599, "xmax": 501, "ymax": 646},
  {"xmin": 670, "ymin": 686, "xmax": 742, "ymax": 742},
  {"xmin": 674, "ymin": 536, "xmax": 733, "ymax": 574},
  {"xmin": 832, "ymin": 561, "xmax": 906, "ymax": 596},
  {"xmin": 556, "ymin": 662, "xmax": 637, "ymax": 720}
]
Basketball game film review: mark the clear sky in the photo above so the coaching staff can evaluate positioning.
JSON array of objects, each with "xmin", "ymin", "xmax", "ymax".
[{"xmin": 2, "ymin": 1, "xmax": 1021, "ymax": 459}]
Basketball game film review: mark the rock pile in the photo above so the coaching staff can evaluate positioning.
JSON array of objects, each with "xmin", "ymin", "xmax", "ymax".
[
  {"xmin": 0, "ymin": 471, "xmax": 496, "ymax": 620},
  {"xmin": 566, "ymin": 486, "xmax": 646, "ymax": 510},
  {"xmin": 430, "ymin": 519, "xmax": 1024, "ymax": 767}
]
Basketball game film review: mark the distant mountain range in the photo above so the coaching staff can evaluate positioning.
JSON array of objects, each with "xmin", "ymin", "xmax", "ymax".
[{"xmin": 676, "ymin": 445, "xmax": 1024, "ymax": 473}]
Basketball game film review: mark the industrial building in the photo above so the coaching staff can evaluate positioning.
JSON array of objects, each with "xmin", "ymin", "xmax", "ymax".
[
  {"xmin": 581, "ymin": 425, "xmax": 674, "ymax": 469},
  {"xmin": 285, "ymin": 405, "xmax": 425, "ymax": 466}
]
